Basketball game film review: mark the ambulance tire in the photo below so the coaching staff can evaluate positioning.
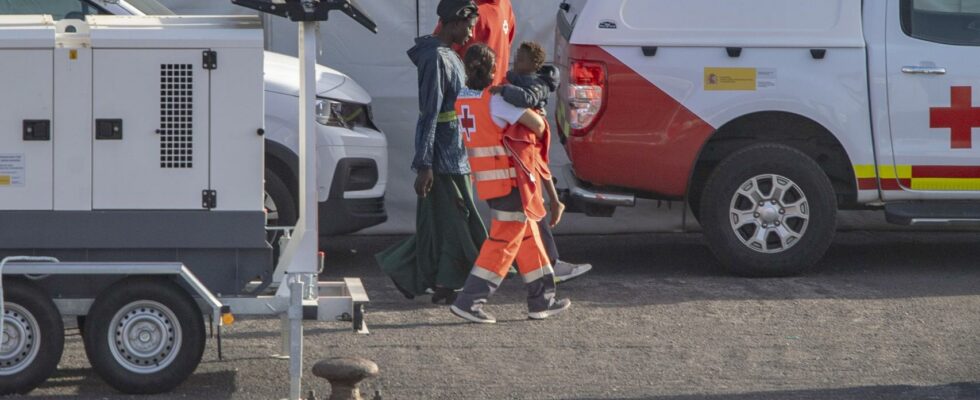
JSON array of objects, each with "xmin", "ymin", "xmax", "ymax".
[
  {"xmin": 0, "ymin": 279, "xmax": 64, "ymax": 395},
  {"xmin": 265, "ymin": 168, "xmax": 297, "ymax": 263},
  {"xmin": 83, "ymin": 277, "xmax": 205, "ymax": 394},
  {"xmin": 700, "ymin": 144, "xmax": 837, "ymax": 277}
]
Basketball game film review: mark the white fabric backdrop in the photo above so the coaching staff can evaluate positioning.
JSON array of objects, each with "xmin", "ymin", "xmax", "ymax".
[{"xmin": 160, "ymin": 0, "xmax": 892, "ymax": 235}]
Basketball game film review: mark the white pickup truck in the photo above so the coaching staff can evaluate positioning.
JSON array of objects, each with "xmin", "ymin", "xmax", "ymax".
[
  {"xmin": 0, "ymin": 0, "xmax": 389, "ymax": 239},
  {"xmin": 556, "ymin": 0, "xmax": 980, "ymax": 276}
]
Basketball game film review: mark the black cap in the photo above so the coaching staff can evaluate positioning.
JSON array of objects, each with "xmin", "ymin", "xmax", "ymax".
[{"xmin": 437, "ymin": 0, "xmax": 478, "ymax": 23}]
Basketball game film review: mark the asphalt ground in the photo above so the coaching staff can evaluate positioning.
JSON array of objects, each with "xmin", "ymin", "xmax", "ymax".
[{"xmin": 26, "ymin": 231, "xmax": 980, "ymax": 399}]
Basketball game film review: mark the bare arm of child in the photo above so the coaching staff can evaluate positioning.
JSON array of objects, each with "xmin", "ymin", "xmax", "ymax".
[{"xmin": 543, "ymin": 176, "xmax": 565, "ymax": 228}]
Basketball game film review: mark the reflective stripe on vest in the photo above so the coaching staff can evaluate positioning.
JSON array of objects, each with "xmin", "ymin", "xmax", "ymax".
[
  {"xmin": 474, "ymin": 168, "xmax": 517, "ymax": 182},
  {"xmin": 437, "ymin": 111, "xmax": 457, "ymax": 123},
  {"xmin": 468, "ymin": 145, "xmax": 509, "ymax": 158},
  {"xmin": 491, "ymin": 209, "xmax": 527, "ymax": 223}
]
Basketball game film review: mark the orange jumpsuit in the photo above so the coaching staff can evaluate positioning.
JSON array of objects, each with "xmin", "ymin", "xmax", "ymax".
[{"xmin": 452, "ymin": 88, "xmax": 557, "ymax": 314}]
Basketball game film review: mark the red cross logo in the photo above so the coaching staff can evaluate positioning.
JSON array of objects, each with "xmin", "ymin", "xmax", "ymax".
[
  {"xmin": 459, "ymin": 105, "xmax": 477, "ymax": 141},
  {"xmin": 931, "ymin": 86, "xmax": 980, "ymax": 149}
]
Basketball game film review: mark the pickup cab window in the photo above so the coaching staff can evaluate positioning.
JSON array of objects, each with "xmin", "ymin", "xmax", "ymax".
[
  {"xmin": 0, "ymin": 0, "xmax": 105, "ymax": 20},
  {"xmin": 902, "ymin": 0, "xmax": 980, "ymax": 46}
]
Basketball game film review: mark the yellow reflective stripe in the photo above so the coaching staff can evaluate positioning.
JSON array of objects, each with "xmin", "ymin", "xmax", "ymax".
[
  {"xmin": 522, "ymin": 264, "xmax": 555, "ymax": 283},
  {"xmin": 471, "ymin": 266, "xmax": 504, "ymax": 286},
  {"xmin": 910, "ymin": 178, "xmax": 980, "ymax": 191},
  {"xmin": 491, "ymin": 210, "xmax": 527, "ymax": 223},
  {"xmin": 474, "ymin": 168, "xmax": 517, "ymax": 182},
  {"xmin": 437, "ymin": 111, "xmax": 457, "ymax": 123},
  {"xmin": 468, "ymin": 146, "xmax": 508, "ymax": 158},
  {"xmin": 878, "ymin": 165, "xmax": 912, "ymax": 179},
  {"xmin": 853, "ymin": 165, "xmax": 877, "ymax": 179},
  {"xmin": 853, "ymin": 165, "xmax": 913, "ymax": 179}
]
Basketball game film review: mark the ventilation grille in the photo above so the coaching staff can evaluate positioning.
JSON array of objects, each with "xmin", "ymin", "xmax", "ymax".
[{"xmin": 160, "ymin": 64, "xmax": 194, "ymax": 169}]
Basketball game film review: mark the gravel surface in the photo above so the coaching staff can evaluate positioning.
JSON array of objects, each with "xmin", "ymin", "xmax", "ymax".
[{"xmin": 26, "ymin": 231, "xmax": 980, "ymax": 399}]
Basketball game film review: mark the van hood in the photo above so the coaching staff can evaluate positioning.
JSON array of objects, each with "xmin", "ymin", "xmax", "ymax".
[{"xmin": 263, "ymin": 51, "xmax": 371, "ymax": 104}]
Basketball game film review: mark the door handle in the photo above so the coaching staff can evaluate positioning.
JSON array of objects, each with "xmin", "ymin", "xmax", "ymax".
[{"xmin": 902, "ymin": 66, "xmax": 947, "ymax": 75}]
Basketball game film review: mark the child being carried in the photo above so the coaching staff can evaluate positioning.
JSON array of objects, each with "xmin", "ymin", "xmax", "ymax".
[{"xmin": 489, "ymin": 41, "xmax": 558, "ymax": 115}]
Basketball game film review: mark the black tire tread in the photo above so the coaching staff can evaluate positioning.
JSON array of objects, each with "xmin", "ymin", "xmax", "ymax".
[
  {"xmin": 0, "ymin": 279, "xmax": 64, "ymax": 395},
  {"xmin": 83, "ymin": 277, "xmax": 205, "ymax": 394},
  {"xmin": 699, "ymin": 143, "xmax": 837, "ymax": 277}
]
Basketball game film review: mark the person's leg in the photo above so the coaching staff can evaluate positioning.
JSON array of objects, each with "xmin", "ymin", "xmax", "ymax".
[
  {"xmin": 537, "ymin": 218, "xmax": 560, "ymax": 265},
  {"xmin": 516, "ymin": 220, "xmax": 559, "ymax": 314},
  {"xmin": 451, "ymin": 209, "xmax": 524, "ymax": 323},
  {"xmin": 538, "ymin": 217, "xmax": 594, "ymax": 283}
]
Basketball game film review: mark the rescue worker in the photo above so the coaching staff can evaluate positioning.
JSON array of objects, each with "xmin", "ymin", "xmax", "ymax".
[
  {"xmin": 450, "ymin": 44, "xmax": 571, "ymax": 323},
  {"xmin": 437, "ymin": 0, "xmax": 593, "ymax": 282},
  {"xmin": 376, "ymin": 0, "xmax": 482, "ymax": 304}
]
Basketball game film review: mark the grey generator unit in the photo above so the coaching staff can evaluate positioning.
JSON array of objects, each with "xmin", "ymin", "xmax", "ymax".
[{"xmin": 0, "ymin": 14, "xmax": 368, "ymax": 396}]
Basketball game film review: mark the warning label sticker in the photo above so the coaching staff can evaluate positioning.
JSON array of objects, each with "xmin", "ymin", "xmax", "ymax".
[
  {"xmin": 0, "ymin": 154, "xmax": 25, "ymax": 187},
  {"xmin": 704, "ymin": 67, "xmax": 778, "ymax": 91}
]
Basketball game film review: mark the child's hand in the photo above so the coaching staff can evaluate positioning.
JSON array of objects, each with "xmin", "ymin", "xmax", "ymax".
[
  {"xmin": 489, "ymin": 85, "xmax": 504, "ymax": 94},
  {"xmin": 549, "ymin": 201, "xmax": 566, "ymax": 228}
]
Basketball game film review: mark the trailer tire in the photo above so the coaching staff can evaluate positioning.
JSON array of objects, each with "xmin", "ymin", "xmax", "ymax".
[
  {"xmin": 266, "ymin": 168, "xmax": 298, "ymax": 262},
  {"xmin": 699, "ymin": 144, "xmax": 836, "ymax": 277},
  {"xmin": 0, "ymin": 279, "xmax": 64, "ymax": 395},
  {"xmin": 83, "ymin": 277, "xmax": 205, "ymax": 394}
]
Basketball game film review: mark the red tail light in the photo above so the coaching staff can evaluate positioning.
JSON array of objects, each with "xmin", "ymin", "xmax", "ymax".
[{"xmin": 567, "ymin": 59, "xmax": 606, "ymax": 137}]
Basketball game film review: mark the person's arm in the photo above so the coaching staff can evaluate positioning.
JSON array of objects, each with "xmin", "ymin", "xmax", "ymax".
[
  {"xmin": 543, "ymin": 177, "xmax": 565, "ymax": 227},
  {"xmin": 412, "ymin": 55, "xmax": 445, "ymax": 197},
  {"xmin": 516, "ymin": 110, "xmax": 546, "ymax": 138},
  {"xmin": 495, "ymin": 83, "xmax": 546, "ymax": 109}
]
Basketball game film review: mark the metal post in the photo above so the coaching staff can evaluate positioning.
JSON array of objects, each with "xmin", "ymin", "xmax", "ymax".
[
  {"xmin": 288, "ymin": 275, "xmax": 304, "ymax": 400},
  {"xmin": 274, "ymin": 13, "xmax": 321, "ymax": 288}
]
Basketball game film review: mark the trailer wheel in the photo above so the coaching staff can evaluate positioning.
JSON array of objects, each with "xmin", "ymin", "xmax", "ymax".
[
  {"xmin": 0, "ymin": 279, "xmax": 64, "ymax": 395},
  {"xmin": 83, "ymin": 277, "xmax": 204, "ymax": 394},
  {"xmin": 699, "ymin": 144, "xmax": 836, "ymax": 277},
  {"xmin": 266, "ymin": 168, "xmax": 298, "ymax": 262}
]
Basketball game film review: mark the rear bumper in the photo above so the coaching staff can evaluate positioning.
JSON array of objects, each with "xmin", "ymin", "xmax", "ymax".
[{"xmin": 556, "ymin": 164, "xmax": 636, "ymax": 217}]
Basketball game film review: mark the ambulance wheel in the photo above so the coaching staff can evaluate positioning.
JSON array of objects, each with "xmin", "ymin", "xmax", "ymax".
[
  {"xmin": 0, "ymin": 279, "xmax": 64, "ymax": 395},
  {"xmin": 700, "ymin": 144, "xmax": 836, "ymax": 277},
  {"xmin": 265, "ymin": 168, "xmax": 297, "ymax": 262},
  {"xmin": 83, "ymin": 277, "xmax": 205, "ymax": 394}
]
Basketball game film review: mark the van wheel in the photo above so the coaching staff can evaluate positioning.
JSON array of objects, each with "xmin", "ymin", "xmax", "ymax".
[
  {"xmin": 83, "ymin": 277, "xmax": 204, "ymax": 394},
  {"xmin": 0, "ymin": 279, "xmax": 64, "ymax": 395},
  {"xmin": 699, "ymin": 144, "xmax": 836, "ymax": 277},
  {"xmin": 265, "ymin": 168, "xmax": 298, "ymax": 262}
]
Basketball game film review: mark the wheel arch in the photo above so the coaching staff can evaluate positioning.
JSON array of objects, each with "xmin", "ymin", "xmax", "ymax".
[
  {"xmin": 687, "ymin": 111, "xmax": 858, "ymax": 216},
  {"xmin": 265, "ymin": 139, "xmax": 299, "ymax": 208}
]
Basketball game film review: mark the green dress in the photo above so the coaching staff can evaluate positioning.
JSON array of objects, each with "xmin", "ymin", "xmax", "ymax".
[{"xmin": 376, "ymin": 174, "xmax": 487, "ymax": 295}]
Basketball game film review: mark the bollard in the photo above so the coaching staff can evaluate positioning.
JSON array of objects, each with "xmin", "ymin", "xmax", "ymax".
[{"xmin": 312, "ymin": 357, "xmax": 379, "ymax": 400}]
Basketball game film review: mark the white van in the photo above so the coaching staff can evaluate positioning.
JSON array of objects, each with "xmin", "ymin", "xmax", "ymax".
[{"xmin": 556, "ymin": 0, "xmax": 980, "ymax": 276}]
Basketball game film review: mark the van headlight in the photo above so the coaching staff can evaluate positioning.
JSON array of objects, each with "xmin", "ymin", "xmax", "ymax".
[{"xmin": 315, "ymin": 98, "xmax": 376, "ymax": 130}]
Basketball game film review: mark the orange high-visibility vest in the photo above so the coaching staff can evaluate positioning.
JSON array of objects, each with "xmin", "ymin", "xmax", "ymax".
[{"xmin": 456, "ymin": 88, "xmax": 515, "ymax": 201}]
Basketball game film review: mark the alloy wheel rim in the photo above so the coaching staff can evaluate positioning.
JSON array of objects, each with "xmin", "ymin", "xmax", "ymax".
[{"xmin": 729, "ymin": 174, "xmax": 810, "ymax": 254}]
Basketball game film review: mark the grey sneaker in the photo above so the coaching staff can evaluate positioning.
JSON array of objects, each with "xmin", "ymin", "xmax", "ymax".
[
  {"xmin": 528, "ymin": 298, "xmax": 571, "ymax": 320},
  {"xmin": 451, "ymin": 304, "xmax": 497, "ymax": 324},
  {"xmin": 554, "ymin": 260, "xmax": 592, "ymax": 283}
]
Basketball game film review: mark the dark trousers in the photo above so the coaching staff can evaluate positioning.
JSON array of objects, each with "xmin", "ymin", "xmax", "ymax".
[{"xmin": 537, "ymin": 219, "xmax": 560, "ymax": 265}]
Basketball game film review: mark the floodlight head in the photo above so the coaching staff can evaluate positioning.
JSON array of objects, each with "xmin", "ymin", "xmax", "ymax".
[{"xmin": 232, "ymin": 0, "xmax": 378, "ymax": 33}]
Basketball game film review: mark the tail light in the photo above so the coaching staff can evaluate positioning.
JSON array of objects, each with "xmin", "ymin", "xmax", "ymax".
[{"xmin": 567, "ymin": 59, "xmax": 606, "ymax": 137}]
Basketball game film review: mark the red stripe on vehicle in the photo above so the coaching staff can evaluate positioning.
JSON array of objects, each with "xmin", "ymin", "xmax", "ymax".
[
  {"xmin": 912, "ymin": 165, "xmax": 980, "ymax": 178},
  {"xmin": 879, "ymin": 179, "xmax": 911, "ymax": 191},
  {"xmin": 857, "ymin": 178, "xmax": 878, "ymax": 190}
]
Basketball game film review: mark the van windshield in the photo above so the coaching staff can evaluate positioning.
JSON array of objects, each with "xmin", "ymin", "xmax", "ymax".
[{"xmin": 125, "ymin": 0, "xmax": 175, "ymax": 15}]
